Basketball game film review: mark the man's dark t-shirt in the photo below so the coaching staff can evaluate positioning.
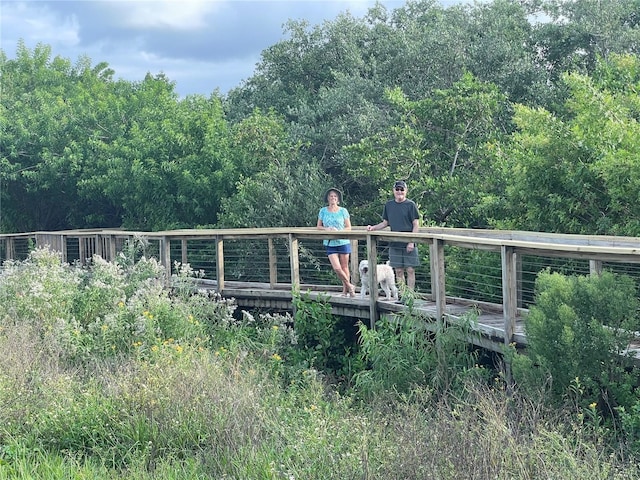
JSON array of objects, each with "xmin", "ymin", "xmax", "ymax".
[{"xmin": 382, "ymin": 199, "xmax": 419, "ymax": 248}]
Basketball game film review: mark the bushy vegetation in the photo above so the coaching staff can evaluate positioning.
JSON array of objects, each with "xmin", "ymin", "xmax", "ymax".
[
  {"xmin": 1, "ymin": 247, "xmax": 640, "ymax": 478},
  {"xmin": 3, "ymin": 0, "xmax": 640, "ymax": 474},
  {"xmin": 512, "ymin": 270, "xmax": 640, "ymax": 453},
  {"xmin": 3, "ymin": 1, "xmax": 640, "ymax": 235}
]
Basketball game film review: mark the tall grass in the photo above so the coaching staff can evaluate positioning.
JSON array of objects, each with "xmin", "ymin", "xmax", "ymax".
[{"xmin": 0, "ymin": 246, "xmax": 638, "ymax": 479}]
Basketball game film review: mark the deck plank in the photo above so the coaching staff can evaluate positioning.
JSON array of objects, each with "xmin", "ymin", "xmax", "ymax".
[
  {"xmin": 216, "ymin": 283, "xmax": 639, "ymax": 361},
  {"xmin": 221, "ymin": 285, "xmax": 525, "ymax": 352}
]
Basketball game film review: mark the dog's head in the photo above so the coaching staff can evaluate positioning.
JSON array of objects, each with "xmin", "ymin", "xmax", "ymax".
[{"xmin": 358, "ymin": 259, "xmax": 369, "ymax": 275}]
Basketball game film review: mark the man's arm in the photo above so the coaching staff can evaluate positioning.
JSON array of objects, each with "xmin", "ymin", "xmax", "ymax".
[
  {"xmin": 367, "ymin": 219, "xmax": 389, "ymax": 231},
  {"xmin": 407, "ymin": 216, "xmax": 420, "ymax": 252}
]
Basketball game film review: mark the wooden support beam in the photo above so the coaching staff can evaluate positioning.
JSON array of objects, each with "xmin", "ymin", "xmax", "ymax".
[
  {"xmin": 160, "ymin": 236, "xmax": 171, "ymax": 287},
  {"xmin": 289, "ymin": 234, "xmax": 300, "ymax": 289},
  {"xmin": 501, "ymin": 245, "xmax": 517, "ymax": 345},
  {"xmin": 431, "ymin": 239, "xmax": 446, "ymax": 322},
  {"xmin": 79, "ymin": 237, "xmax": 86, "ymax": 265},
  {"xmin": 95, "ymin": 234, "xmax": 103, "ymax": 258},
  {"xmin": 108, "ymin": 235, "xmax": 116, "ymax": 262},
  {"xmin": 350, "ymin": 239, "xmax": 359, "ymax": 284},
  {"xmin": 268, "ymin": 238, "xmax": 278, "ymax": 288},
  {"xmin": 215, "ymin": 236, "xmax": 225, "ymax": 292},
  {"xmin": 181, "ymin": 239, "xmax": 188, "ymax": 265},
  {"xmin": 6, "ymin": 238, "xmax": 14, "ymax": 261},
  {"xmin": 516, "ymin": 254, "xmax": 523, "ymax": 309},
  {"xmin": 367, "ymin": 235, "xmax": 379, "ymax": 329}
]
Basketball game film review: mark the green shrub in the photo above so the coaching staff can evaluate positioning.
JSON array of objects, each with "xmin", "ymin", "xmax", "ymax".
[
  {"xmin": 512, "ymin": 270, "xmax": 640, "ymax": 453},
  {"xmin": 0, "ymin": 246, "xmax": 219, "ymax": 364},
  {"xmin": 290, "ymin": 291, "xmax": 363, "ymax": 380},
  {"xmin": 0, "ymin": 247, "xmax": 78, "ymax": 328},
  {"xmin": 515, "ymin": 270, "xmax": 639, "ymax": 408},
  {"xmin": 353, "ymin": 308, "xmax": 485, "ymax": 401}
]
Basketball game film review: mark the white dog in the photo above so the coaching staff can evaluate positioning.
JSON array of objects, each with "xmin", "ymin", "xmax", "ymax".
[{"xmin": 359, "ymin": 259, "xmax": 398, "ymax": 301}]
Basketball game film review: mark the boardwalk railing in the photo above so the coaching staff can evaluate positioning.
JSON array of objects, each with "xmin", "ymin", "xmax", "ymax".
[{"xmin": 3, "ymin": 226, "xmax": 640, "ymax": 348}]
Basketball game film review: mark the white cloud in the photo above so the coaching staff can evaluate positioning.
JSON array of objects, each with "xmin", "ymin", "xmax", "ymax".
[
  {"xmin": 111, "ymin": 0, "xmax": 222, "ymax": 30},
  {"xmin": 1, "ymin": 0, "xmax": 465, "ymax": 96},
  {"xmin": 2, "ymin": 1, "xmax": 80, "ymax": 47}
]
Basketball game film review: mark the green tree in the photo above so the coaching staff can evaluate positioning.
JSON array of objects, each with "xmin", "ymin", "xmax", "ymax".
[
  {"xmin": 225, "ymin": 0, "xmax": 548, "ymax": 225},
  {"xmin": 493, "ymin": 54, "xmax": 640, "ymax": 235},
  {"xmin": 465, "ymin": 0, "xmax": 550, "ymax": 106},
  {"xmin": 218, "ymin": 109, "xmax": 327, "ymax": 228},
  {"xmin": 0, "ymin": 42, "xmax": 118, "ymax": 231},
  {"xmin": 535, "ymin": 0, "xmax": 640, "ymax": 84},
  {"xmin": 345, "ymin": 73, "xmax": 509, "ymax": 227},
  {"xmin": 78, "ymin": 76, "xmax": 232, "ymax": 230},
  {"xmin": 1, "ymin": 42, "xmax": 234, "ymax": 232},
  {"xmin": 514, "ymin": 270, "xmax": 640, "ymax": 410}
]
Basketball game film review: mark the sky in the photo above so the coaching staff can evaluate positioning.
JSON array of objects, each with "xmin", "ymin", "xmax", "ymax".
[{"xmin": 1, "ymin": 0, "xmax": 466, "ymax": 97}]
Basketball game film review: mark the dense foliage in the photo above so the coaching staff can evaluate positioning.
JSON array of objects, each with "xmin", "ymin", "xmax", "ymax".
[
  {"xmin": 2, "ymin": 2, "xmax": 640, "ymax": 476},
  {"xmin": 2, "ymin": 0, "xmax": 640, "ymax": 233},
  {"xmin": 4, "ymin": 2, "xmax": 640, "ymax": 475},
  {"xmin": 2, "ymin": 247, "xmax": 640, "ymax": 478},
  {"xmin": 513, "ymin": 270, "xmax": 640, "ymax": 407}
]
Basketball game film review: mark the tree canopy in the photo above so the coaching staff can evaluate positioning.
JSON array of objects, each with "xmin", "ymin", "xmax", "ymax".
[{"xmin": 2, "ymin": 0, "xmax": 640, "ymax": 234}]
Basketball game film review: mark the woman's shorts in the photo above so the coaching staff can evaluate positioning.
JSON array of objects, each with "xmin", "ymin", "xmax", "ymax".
[
  {"xmin": 326, "ymin": 243, "xmax": 351, "ymax": 255},
  {"xmin": 388, "ymin": 245, "xmax": 420, "ymax": 268}
]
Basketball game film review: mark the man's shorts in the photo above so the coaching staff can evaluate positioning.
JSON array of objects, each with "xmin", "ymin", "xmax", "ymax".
[
  {"xmin": 388, "ymin": 244, "xmax": 420, "ymax": 268},
  {"xmin": 326, "ymin": 243, "xmax": 351, "ymax": 255}
]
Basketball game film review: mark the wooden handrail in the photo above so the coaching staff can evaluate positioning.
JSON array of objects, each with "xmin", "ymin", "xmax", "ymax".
[{"xmin": 2, "ymin": 226, "xmax": 640, "ymax": 333}]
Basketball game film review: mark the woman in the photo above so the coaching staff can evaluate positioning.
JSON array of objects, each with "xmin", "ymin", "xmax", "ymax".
[{"xmin": 317, "ymin": 187, "xmax": 355, "ymax": 297}]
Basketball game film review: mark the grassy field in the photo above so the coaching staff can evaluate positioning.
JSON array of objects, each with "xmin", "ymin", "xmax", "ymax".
[{"xmin": 0, "ymin": 246, "xmax": 639, "ymax": 479}]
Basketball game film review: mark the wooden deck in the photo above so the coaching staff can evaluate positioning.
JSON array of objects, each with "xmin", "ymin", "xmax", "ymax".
[
  {"xmin": 218, "ymin": 280, "xmax": 640, "ymax": 359},
  {"xmin": 4, "ymin": 226, "xmax": 640, "ymax": 359},
  {"xmin": 219, "ymin": 282, "xmax": 524, "ymax": 353}
]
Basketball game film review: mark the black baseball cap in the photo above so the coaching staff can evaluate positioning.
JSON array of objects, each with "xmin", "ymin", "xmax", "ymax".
[{"xmin": 394, "ymin": 180, "xmax": 407, "ymax": 189}]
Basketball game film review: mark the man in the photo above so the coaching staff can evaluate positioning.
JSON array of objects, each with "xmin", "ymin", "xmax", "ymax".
[{"xmin": 366, "ymin": 180, "xmax": 420, "ymax": 290}]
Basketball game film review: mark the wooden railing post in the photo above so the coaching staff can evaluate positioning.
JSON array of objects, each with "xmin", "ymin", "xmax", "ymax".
[
  {"xmin": 501, "ymin": 246, "xmax": 517, "ymax": 345},
  {"xmin": 95, "ymin": 234, "xmax": 103, "ymax": 258},
  {"xmin": 366, "ymin": 234, "xmax": 379, "ymax": 329},
  {"xmin": 60, "ymin": 235, "xmax": 67, "ymax": 262},
  {"xmin": 428, "ymin": 241, "xmax": 436, "ymax": 302},
  {"xmin": 79, "ymin": 236, "xmax": 87, "ymax": 264},
  {"xmin": 6, "ymin": 237, "xmax": 14, "ymax": 260},
  {"xmin": 181, "ymin": 239, "xmax": 188, "ymax": 265},
  {"xmin": 350, "ymin": 239, "xmax": 359, "ymax": 285},
  {"xmin": 215, "ymin": 236, "xmax": 225, "ymax": 292},
  {"xmin": 268, "ymin": 238, "xmax": 278, "ymax": 288},
  {"xmin": 160, "ymin": 236, "xmax": 171, "ymax": 287},
  {"xmin": 431, "ymin": 239, "xmax": 446, "ymax": 322},
  {"xmin": 516, "ymin": 254, "xmax": 523, "ymax": 308},
  {"xmin": 289, "ymin": 234, "xmax": 300, "ymax": 289},
  {"xmin": 108, "ymin": 235, "xmax": 116, "ymax": 261}
]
